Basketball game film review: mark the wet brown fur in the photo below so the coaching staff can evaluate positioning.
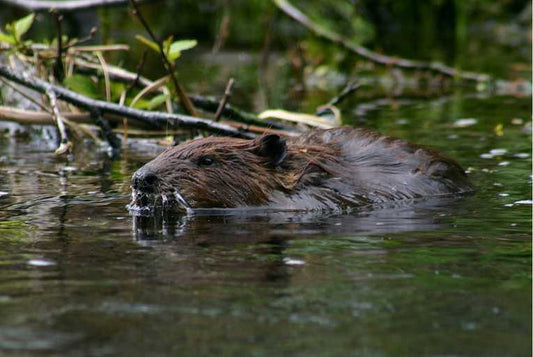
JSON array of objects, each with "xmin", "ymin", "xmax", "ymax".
[{"xmin": 132, "ymin": 127, "xmax": 472, "ymax": 211}]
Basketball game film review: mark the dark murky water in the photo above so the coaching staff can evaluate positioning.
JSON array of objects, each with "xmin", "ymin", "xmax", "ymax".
[{"xmin": 0, "ymin": 92, "xmax": 530, "ymax": 356}]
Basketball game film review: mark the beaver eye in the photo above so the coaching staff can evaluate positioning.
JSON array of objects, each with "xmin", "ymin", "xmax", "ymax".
[{"xmin": 198, "ymin": 156, "xmax": 214, "ymax": 166}]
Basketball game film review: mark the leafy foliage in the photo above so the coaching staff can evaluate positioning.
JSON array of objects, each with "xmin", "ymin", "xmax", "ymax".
[
  {"xmin": 0, "ymin": 13, "xmax": 35, "ymax": 46},
  {"xmin": 135, "ymin": 35, "xmax": 197, "ymax": 61}
]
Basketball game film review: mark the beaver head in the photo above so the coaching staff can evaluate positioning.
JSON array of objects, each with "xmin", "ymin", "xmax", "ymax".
[{"xmin": 129, "ymin": 134, "xmax": 339, "ymax": 213}]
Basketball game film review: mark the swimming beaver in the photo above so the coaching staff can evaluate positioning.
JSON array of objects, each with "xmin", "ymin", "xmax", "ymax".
[{"xmin": 129, "ymin": 127, "xmax": 472, "ymax": 213}]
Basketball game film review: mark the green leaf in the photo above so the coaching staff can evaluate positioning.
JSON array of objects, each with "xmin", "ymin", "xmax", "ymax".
[
  {"xmin": 64, "ymin": 75, "xmax": 99, "ymax": 99},
  {"xmin": 135, "ymin": 35, "xmax": 159, "ymax": 52},
  {"xmin": 0, "ymin": 31, "xmax": 15, "ymax": 45},
  {"xmin": 14, "ymin": 13, "xmax": 35, "ymax": 41},
  {"xmin": 162, "ymin": 35, "xmax": 173, "ymax": 57},
  {"xmin": 131, "ymin": 98, "xmax": 151, "ymax": 109},
  {"xmin": 108, "ymin": 81, "xmax": 126, "ymax": 102},
  {"xmin": 167, "ymin": 39, "xmax": 197, "ymax": 61},
  {"xmin": 146, "ymin": 93, "xmax": 169, "ymax": 110}
]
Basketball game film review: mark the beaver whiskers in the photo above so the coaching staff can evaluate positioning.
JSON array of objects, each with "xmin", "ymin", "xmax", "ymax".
[{"xmin": 127, "ymin": 187, "xmax": 191, "ymax": 215}]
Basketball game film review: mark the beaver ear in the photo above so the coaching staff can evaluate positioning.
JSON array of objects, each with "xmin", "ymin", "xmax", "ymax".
[{"xmin": 256, "ymin": 134, "xmax": 287, "ymax": 166}]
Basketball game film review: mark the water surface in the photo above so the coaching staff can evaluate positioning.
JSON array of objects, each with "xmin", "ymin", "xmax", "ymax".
[{"xmin": 0, "ymin": 92, "xmax": 530, "ymax": 356}]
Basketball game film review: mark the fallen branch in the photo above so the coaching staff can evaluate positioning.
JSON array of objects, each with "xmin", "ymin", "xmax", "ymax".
[
  {"xmin": 0, "ymin": 64, "xmax": 255, "ymax": 138},
  {"xmin": 0, "ymin": 105, "xmax": 92, "ymax": 125},
  {"xmin": 273, "ymin": 0, "xmax": 491, "ymax": 83},
  {"xmin": 0, "ymin": 106, "xmax": 297, "ymax": 138},
  {"xmin": 0, "ymin": 0, "xmax": 139, "ymax": 12}
]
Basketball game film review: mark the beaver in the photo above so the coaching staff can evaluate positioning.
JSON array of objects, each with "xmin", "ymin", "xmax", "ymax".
[{"xmin": 129, "ymin": 127, "xmax": 472, "ymax": 213}]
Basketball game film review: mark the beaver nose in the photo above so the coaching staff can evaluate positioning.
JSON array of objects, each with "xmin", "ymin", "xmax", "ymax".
[{"xmin": 132, "ymin": 169, "xmax": 159, "ymax": 193}]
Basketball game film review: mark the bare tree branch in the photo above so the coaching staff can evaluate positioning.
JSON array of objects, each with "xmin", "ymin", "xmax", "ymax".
[
  {"xmin": 273, "ymin": 0, "xmax": 491, "ymax": 83},
  {"xmin": 0, "ymin": 64, "xmax": 255, "ymax": 138},
  {"xmin": 0, "ymin": 0, "xmax": 143, "ymax": 12}
]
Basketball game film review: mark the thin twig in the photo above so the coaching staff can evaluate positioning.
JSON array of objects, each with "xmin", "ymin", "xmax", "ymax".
[
  {"xmin": 128, "ymin": 0, "xmax": 198, "ymax": 117},
  {"xmin": 67, "ymin": 44, "xmax": 130, "ymax": 52},
  {"xmin": 63, "ymin": 27, "xmax": 98, "ymax": 51},
  {"xmin": 273, "ymin": 0, "xmax": 491, "ymax": 83},
  {"xmin": 46, "ymin": 89, "xmax": 72, "ymax": 154},
  {"xmin": 126, "ymin": 49, "xmax": 147, "ymax": 92},
  {"xmin": 95, "ymin": 51, "xmax": 111, "ymax": 101},
  {"xmin": 129, "ymin": 75, "xmax": 168, "ymax": 108},
  {"xmin": 327, "ymin": 80, "xmax": 361, "ymax": 106},
  {"xmin": 50, "ymin": 9, "xmax": 65, "ymax": 82},
  {"xmin": 214, "ymin": 78, "xmax": 234, "ymax": 122},
  {"xmin": 0, "ymin": 77, "xmax": 51, "ymax": 112},
  {"xmin": 212, "ymin": 7, "xmax": 230, "ymax": 53}
]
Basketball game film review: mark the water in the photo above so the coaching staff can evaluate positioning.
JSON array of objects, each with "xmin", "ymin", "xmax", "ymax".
[{"xmin": 0, "ymin": 92, "xmax": 530, "ymax": 356}]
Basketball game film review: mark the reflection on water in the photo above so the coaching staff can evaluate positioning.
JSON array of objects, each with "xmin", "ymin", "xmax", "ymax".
[
  {"xmin": 0, "ymin": 94, "xmax": 531, "ymax": 355},
  {"xmin": 132, "ymin": 197, "xmax": 467, "ymax": 243}
]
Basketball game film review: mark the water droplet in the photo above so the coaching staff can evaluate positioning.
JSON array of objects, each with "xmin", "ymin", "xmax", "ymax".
[
  {"xmin": 498, "ymin": 161, "xmax": 510, "ymax": 166},
  {"xmin": 0, "ymin": 191, "xmax": 8, "ymax": 197},
  {"xmin": 27, "ymin": 259, "xmax": 56, "ymax": 267},
  {"xmin": 480, "ymin": 153, "xmax": 493, "ymax": 159},
  {"xmin": 514, "ymin": 200, "xmax": 532, "ymax": 205},
  {"xmin": 498, "ymin": 193, "xmax": 509, "ymax": 197},
  {"xmin": 514, "ymin": 153, "xmax": 529, "ymax": 158},
  {"xmin": 283, "ymin": 258, "xmax": 305, "ymax": 266},
  {"xmin": 489, "ymin": 148, "xmax": 507, "ymax": 156},
  {"xmin": 61, "ymin": 166, "xmax": 77, "ymax": 172},
  {"xmin": 454, "ymin": 118, "xmax": 477, "ymax": 127}
]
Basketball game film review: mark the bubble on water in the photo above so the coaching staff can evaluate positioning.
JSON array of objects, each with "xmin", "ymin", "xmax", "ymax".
[
  {"xmin": 283, "ymin": 258, "xmax": 305, "ymax": 266},
  {"xmin": 489, "ymin": 148, "xmax": 507, "ymax": 156},
  {"xmin": 514, "ymin": 200, "xmax": 533, "ymax": 205},
  {"xmin": 493, "ymin": 182, "xmax": 503, "ymax": 187},
  {"xmin": 498, "ymin": 193, "xmax": 509, "ymax": 197},
  {"xmin": 514, "ymin": 153, "xmax": 529, "ymax": 158},
  {"xmin": 498, "ymin": 161, "xmax": 510, "ymax": 166},
  {"xmin": 61, "ymin": 166, "xmax": 78, "ymax": 172},
  {"xmin": 27, "ymin": 259, "xmax": 56, "ymax": 267},
  {"xmin": 453, "ymin": 118, "xmax": 477, "ymax": 127},
  {"xmin": 504, "ymin": 204, "xmax": 514, "ymax": 207},
  {"xmin": 0, "ymin": 191, "xmax": 8, "ymax": 197},
  {"xmin": 480, "ymin": 153, "xmax": 493, "ymax": 159},
  {"xmin": 462, "ymin": 321, "xmax": 477, "ymax": 331}
]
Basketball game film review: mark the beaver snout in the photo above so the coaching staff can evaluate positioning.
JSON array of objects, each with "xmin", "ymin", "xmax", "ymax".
[{"xmin": 132, "ymin": 168, "xmax": 159, "ymax": 193}]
